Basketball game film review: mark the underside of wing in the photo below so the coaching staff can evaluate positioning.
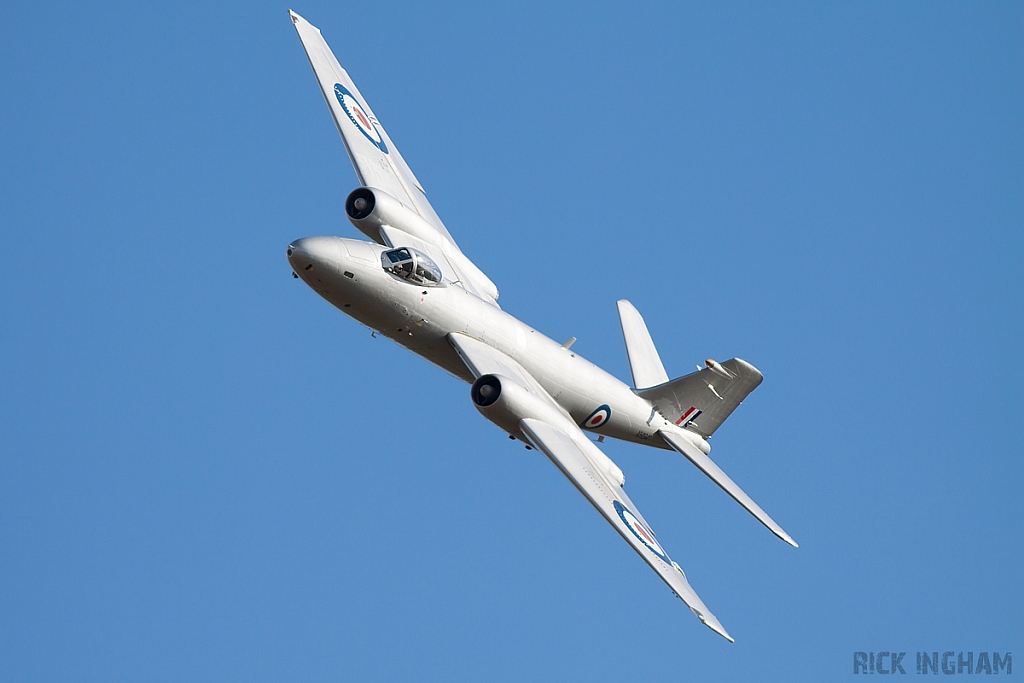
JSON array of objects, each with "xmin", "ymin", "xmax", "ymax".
[
  {"xmin": 448, "ymin": 332, "xmax": 734, "ymax": 641},
  {"xmin": 448, "ymin": 332, "xmax": 547, "ymax": 396},
  {"xmin": 519, "ymin": 419, "xmax": 733, "ymax": 641}
]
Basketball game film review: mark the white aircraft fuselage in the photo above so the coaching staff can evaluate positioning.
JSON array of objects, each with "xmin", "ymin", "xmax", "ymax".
[
  {"xmin": 288, "ymin": 235, "xmax": 678, "ymax": 451},
  {"xmin": 284, "ymin": 10, "xmax": 797, "ymax": 640}
]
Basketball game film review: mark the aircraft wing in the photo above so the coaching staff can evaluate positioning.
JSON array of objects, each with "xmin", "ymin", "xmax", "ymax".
[
  {"xmin": 290, "ymin": 11, "xmax": 500, "ymax": 304},
  {"xmin": 289, "ymin": 10, "xmax": 453, "ymax": 245},
  {"xmin": 448, "ymin": 333, "xmax": 734, "ymax": 641}
]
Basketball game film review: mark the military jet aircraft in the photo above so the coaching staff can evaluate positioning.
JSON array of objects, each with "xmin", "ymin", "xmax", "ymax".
[{"xmin": 286, "ymin": 10, "xmax": 796, "ymax": 641}]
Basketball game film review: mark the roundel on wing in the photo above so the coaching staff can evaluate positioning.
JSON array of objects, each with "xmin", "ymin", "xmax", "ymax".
[
  {"xmin": 334, "ymin": 83, "xmax": 388, "ymax": 153},
  {"xmin": 614, "ymin": 500, "xmax": 670, "ymax": 563},
  {"xmin": 582, "ymin": 404, "xmax": 611, "ymax": 430}
]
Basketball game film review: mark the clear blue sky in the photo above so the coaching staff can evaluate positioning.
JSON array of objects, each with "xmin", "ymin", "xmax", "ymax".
[{"xmin": 1, "ymin": 1, "xmax": 1020, "ymax": 680}]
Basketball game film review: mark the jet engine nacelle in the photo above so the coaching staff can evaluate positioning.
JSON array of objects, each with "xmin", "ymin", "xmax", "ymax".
[
  {"xmin": 471, "ymin": 374, "xmax": 551, "ymax": 436},
  {"xmin": 345, "ymin": 186, "xmax": 443, "ymax": 247},
  {"xmin": 471, "ymin": 373, "xmax": 625, "ymax": 487}
]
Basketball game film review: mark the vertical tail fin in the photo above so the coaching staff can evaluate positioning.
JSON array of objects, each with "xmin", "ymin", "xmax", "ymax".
[
  {"xmin": 616, "ymin": 300, "xmax": 669, "ymax": 389},
  {"xmin": 638, "ymin": 359, "xmax": 763, "ymax": 439}
]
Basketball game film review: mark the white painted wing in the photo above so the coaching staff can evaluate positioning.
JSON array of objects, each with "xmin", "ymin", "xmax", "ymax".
[
  {"xmin": 290, "ymin": 11, "xmax": 501, "ymax": 305},
  {"xmin": 447, "ymin": 333, "xmax": 733, "ymax": 641},
  {"xmin": 660, "ymin": 429, "xmax": 798, "ymax": 547},
  {"xmin": 289, "ymin": 10, "xmax": 453, "ymax": 244},
  {"xmin": 519, "ymin": 419, "xmax": 733, "ymax": 641}
]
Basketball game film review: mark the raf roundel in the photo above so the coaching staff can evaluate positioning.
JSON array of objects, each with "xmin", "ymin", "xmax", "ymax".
[
  {"xmin": 581, "ymin": 404, "xmax": 611, "ymax": 430},
  {"xmin": 334, "ymin": 83, "xmax": 388, "ymax": 153},
  {"xmin": 614, "ymin": 501, "xmax": 671, "ymax": 563}
]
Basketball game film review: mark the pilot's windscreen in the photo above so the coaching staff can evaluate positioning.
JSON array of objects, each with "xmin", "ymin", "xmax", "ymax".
[
  {"xmin": 415, "ymin": 260, "xmax": 441, "ymax": 283},
  {"xmin": 382, "ymin": 247, "xmax": 443, "ymax": 286},
  {"xmin": 387, "ymin": 248, "xmax": 410, "ymax": 264}
]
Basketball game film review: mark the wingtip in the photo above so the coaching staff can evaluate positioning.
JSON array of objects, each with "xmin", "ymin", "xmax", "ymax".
[
  {"xmin": 689, "ymin": 606, "xmax": 733, "ymax": 642},
  {"xmin": 703, "ymin": 618, "xmax": 734, "ymax": 642},
  {"xmin": 777, "ymin": 530, "xmax": 799, "ymax": 548}
]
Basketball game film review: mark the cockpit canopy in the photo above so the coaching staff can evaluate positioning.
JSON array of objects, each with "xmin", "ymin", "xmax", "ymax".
[{"xmin": 381, "ymin": 247, "xmax": 443, "ymax": 286}]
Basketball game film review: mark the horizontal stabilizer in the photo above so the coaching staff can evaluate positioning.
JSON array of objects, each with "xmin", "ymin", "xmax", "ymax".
[{"xmin": 660, "ymin": 430, "xmax": 797, "ymax": 547}]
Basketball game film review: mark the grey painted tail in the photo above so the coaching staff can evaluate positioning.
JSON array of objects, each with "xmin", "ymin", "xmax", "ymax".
[{"xmin": 637, "ymin": 359, "xmax": 763, "ymax": 438}]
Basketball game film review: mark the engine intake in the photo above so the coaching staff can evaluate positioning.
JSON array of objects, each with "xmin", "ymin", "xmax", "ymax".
[
  {"xmin": 345, "ymin": 187, "xmax": 376, "ymax": 220},
  {"xmin": 471, "ymin": 375, "xmax": 502, "ymax": 407}
]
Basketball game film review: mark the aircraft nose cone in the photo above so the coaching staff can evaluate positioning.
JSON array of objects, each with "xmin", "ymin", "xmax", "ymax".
[{"xmin": 287, "ymin": 236, "xmax": 342, "ymax": 272}]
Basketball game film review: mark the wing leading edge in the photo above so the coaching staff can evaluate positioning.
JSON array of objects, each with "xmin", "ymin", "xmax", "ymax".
[{"xmin": 448, "ymin": 333, "xmax": 733, "ymax": 641}]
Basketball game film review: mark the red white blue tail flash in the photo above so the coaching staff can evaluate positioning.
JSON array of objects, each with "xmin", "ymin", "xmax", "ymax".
[{"xmin": 675, "ymin": 406, "xmax": 702, "ymax": 429}]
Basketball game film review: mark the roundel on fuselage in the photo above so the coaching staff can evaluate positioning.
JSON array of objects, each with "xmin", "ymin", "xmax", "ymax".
[
  {"xmin": 334, "ymin": 83, "xmax": 388, "ymax": 153},
  {"xmin": 581, "ymin": 404, "xmax": 611, "ymax": 430}
]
